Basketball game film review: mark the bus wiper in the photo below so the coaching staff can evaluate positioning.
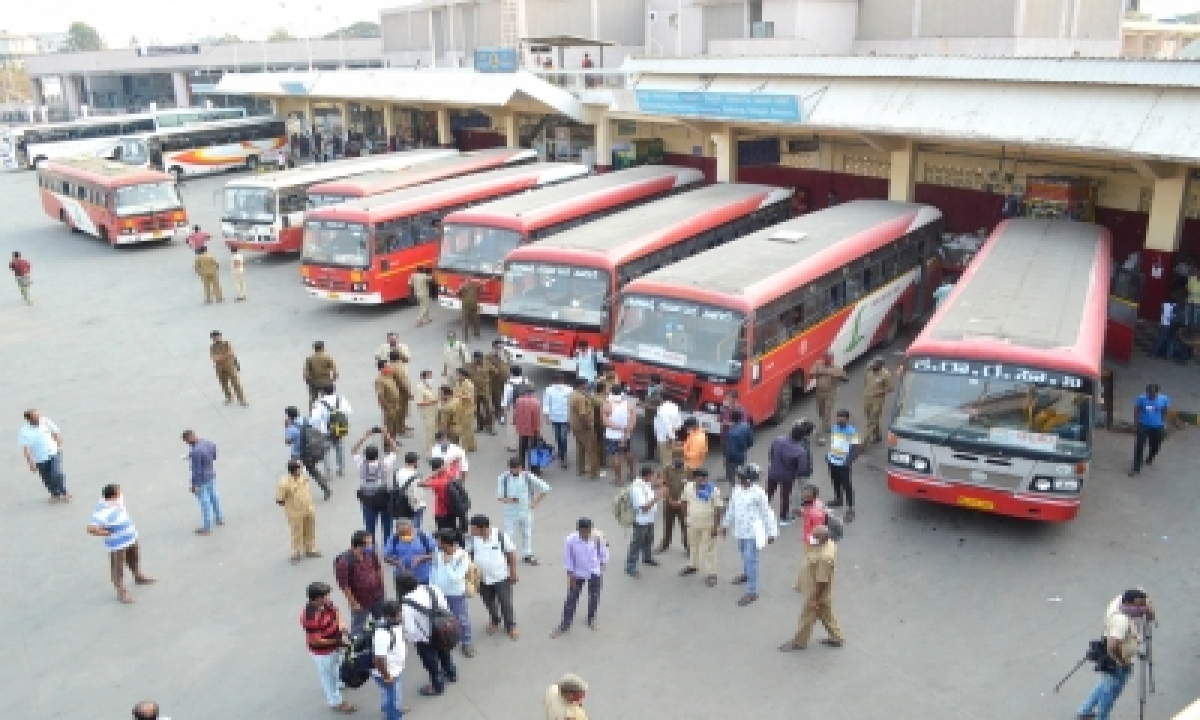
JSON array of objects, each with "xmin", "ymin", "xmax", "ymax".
[{"xmin": 941, "ymin": 417, "xmax": 977, "ymax": 446}]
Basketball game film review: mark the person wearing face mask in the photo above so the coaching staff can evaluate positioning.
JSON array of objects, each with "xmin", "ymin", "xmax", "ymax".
[
  {"xmin": 300, "ymin": 581, "xmax": 357, "ymax": 714},
  {"xmin": 826, "ymin": 409, "xmax": 860, "ymax": 523},
  {"xmin": 415, "ymin": 369, "xmax": 439, "ymax": 455},
  {"xmin": 383, "ymin": 518, "xmax": 436, "ymax": 599},
  {"xmin": 679, "ymin": 469, "xmax": 724, "ymax": 588},
  {"xmin": 277, "ymin": 459, "xmax": 321, "ymax": 564},
  {"xmin": 334, "ymin": 530, "xmax": 386, "ymax": 634},
  {"xmin": 655, "ymin": 447, "xmax": 689, "ymax": 554}
]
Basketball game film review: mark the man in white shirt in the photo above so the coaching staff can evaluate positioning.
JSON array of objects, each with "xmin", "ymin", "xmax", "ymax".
[
  {"xmin": 497, "ymin": 456, "xmax": 551, "ymax": 565},
  {"xmin": 603, "ymin": 385, "xmax": 636, "ymax": 485},
  {"xmin": 543, "ymin": 373, "xmax": 573, "ymax": 470},
  {"xmin": 430, "ymin": 432, "xmax": 469, "ymax": 484},
  {"xmin": 653, "ymin": 398, "xmax": 682, "ymax": 469},
  {"xmin": 311, "ymin": 385, "xmax": 352, "ymax": 477},
  {"xmin": 720, "ymin": 463, "xmax": 778, "ymax": 606},
  {"xmin": 625, "ymin": 466, "xmax": 662, "ymax": 578},
  {"xmin": 394, "ymin": 451, "xmax": 428, "ymax": 530},
  {"xmin": 466, "ymin": 514, "xmax": 520, "ymax": 640},
  {"xmin": 430, "ymin": 528, "xmax": 475, "ymax": 657},
  {"xmin": 396, "ymin": 572, "xmax": 458, "ymax": 697},
  {"xmin": 371, "ymin": 599, "xmax": 406, "ymax": 720}
]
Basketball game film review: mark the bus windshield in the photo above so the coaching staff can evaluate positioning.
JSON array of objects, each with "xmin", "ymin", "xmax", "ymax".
[
  {"xmin": 440, "ymin": 225, "xmax": 523, "ymax": 275},
  {"xmin": 303, "ymin": 221, "xmax": 371, "ymax": 268},
  {"xmin": 500, "ymin": 262, "xmax": 609, "ymax": 328},
  {"xmin": 114, "ymin": 183, "xmax": 182, "ymax": 216},
  {"xmin": 223, "ymin": 187, "xmax": 275, "ymax": 223},
  {"xmin": 891, "ymin": 361, "xmax": 1093, "ymax": 458},
  {"xmin": 611, "ymin": 295, "xmax": 746, "ymax": 379}
]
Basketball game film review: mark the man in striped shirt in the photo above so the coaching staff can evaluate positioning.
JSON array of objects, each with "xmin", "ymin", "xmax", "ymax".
[{"xmin": 87, "ymin": 484, "xmax": 155, "ymax": 603}]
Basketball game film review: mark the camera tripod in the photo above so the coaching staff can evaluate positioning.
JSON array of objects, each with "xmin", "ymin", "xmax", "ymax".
[{"xmin": 1138, "ymin": 617, "xmax": 1156, "ymax": 720}]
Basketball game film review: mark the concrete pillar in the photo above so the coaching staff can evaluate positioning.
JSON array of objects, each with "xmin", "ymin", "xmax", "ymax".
[
  {"xmin": 594, "ymin": 118, "xmax": 612, "ymax": 172},
  {"xmin": 436, "ymin": 108, "xmax": 452, "ymax": 148},
  {"xmin": 499, "ymin": 113, "xmax": 519, "ymax": 147},
  {"xmin": 171, "ymin": 72, "xmax": 191, "ymax": 109},
  {"xmin": 711, "ymin": 125, "xmax": 737, "ymax": 183},
  {"xmin": 887, "ymin": 140, "xmax": 918, "ymax": 203},
  {"xmin": 1139, "ymin": 166, "xmax": 1188, "ymax": 321},
  {"xmin": 62, "ymin": 75, "xmax": 81, "ymax": 116},
  {"xmin": 384, "ymin": 105, "xmax": 395, "ymax": 148},
  {"xmin": 305, "ymin": 100, "xmax": 315, "ymax": 131},
  {"xmin": 337, "ymin": 101, "xmax": 349, "ymax": 134}
]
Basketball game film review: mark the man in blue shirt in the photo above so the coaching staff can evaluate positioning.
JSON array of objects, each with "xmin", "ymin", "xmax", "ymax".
[
  {"xmin": 382, "ymin": 517, "xmax": 436, "ymax": 598},
  {"xmin": 826, "ymin": 409, "xmax": 861, "ymax": 523},
  {"xmin": 723, "ymin": 410, "xmax": 755, "ymax": 488},
  {"xmin": 1129, "ymin": 384, "xmax": 1169, "ymax": 476},
  {"xmin": 285, "ymin": 406, "xmax": 330, "ymax": 501},
  {"xmin": 17, "ymin": 408, "xmax": 69, "ymax": 502},
  {"xmin": 182, "ymin": 429, "xmax": 224, "ymax": 535},
  {"xmin": 543, "ymin": 372, "xmax": 573, "ymax": 470}
]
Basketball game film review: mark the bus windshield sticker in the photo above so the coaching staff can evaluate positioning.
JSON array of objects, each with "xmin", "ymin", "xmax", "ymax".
[
  {"xmin": 638, "ymin": 344, "xmax": 687, "ymax": 367},
  {"xmin": 987, "ymin": 428, "xmax": 1059, "ymax": 453}
]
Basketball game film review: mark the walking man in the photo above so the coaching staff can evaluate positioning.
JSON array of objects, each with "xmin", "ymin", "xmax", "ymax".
[
  {"xmin": 863, "ymin": 356, "xmax": 894, "ymax": 443},
  {"xmin": 416, "ymin": 370, "xmax": 439, "ymax": 454},
  {"xmin": 778, "ymin": 525, "xmax": 845, "ymax": 651},
  {"xmin": 810, "ymin": 353, "xmax": 847, "ymax": 446},
  {"xmin": 9, "ymin": 250, "xmax": 31, "ymax": 304},
  {"xmin": 454, "ymin": 367, "xmax": 479, "ymax": 452},
  {"xmin": 182, "ymin": 429, "xmax": 224, "ymax": 535},
  {"xmin": 300, "ymin": 581, "xmax": 356, "ymax": 714},
  {"xmin": 682, "ymin": 417, "xmax": 708, "ymax": 472},
  {"xmin": 375, "ymin": 332, "xmax": 411, "ymax": 365},
  {"xmin": 552, "ymin": 517, "xmax": 608, "ymax": 637},
  {"xmin": 431, "ymin": 528, "xmax": 475, "ymax": 657},
  {"xmin": 371, "ymin": 599, "xmax": 406, "ymax": 720},
  {"xmin": 679, "ymin": 468, "xmax": 724, "ymax": 588},
  {"xmin": 459, "ymin": 277, "xmax": 482, "ymax": 339},
  {"xmin": 229, "ymin": 246, "xmax": 247, "ymax": 301},
  {"xmin": 209, "ymin": 331, "xmax": 247, "ymax": 406},
  {"xmin": 625, "ymin": 466, "xmax": 662, "ymax": 578},
  {"xmin": 1129, "ymin": 383, "xmax": 1169, "ymax": 476},
  {"xmin": 410, "ymin": 266, "xmax": 435, "ymax": 326},
  {"xmin": 723, "ymin": 410, "xmax": 754, "ymax": 487},
  {"xmin": 655, "ymin": 447, "xmax": 689, "ymax": 554},
  {"xmin": 466, "ymin": 514, "xmax": 521, "ymax": 640},
  {"xmin": 336, "ymin": 530, "xmax": 386, "ymax": 634},
  {"xmin": 468, "ymin": 351, "xmax": 495, "ymax": 435},
  {"xmin": 1077, "ymin": 589, "xmax": 1154, "ymax": 720},
  {"xmin": 497, "ymin": 456, "xmax": 551, "ymax": 565},
  {"xmin": 603, "ymin": 385, "xmax": 636, "ymax": 485},
  {"xmin": 514, "ymin": 386, "xmax": 543, "ymax": 469},
  {"xmin": 394, "ymin": 451, "xmax": 428, "ymax": 530},
  {"xmin": 485, "ymin": 341, "xmax": 510, "ymax": 421},
  {"xmin": 397, "ymin": 571, "xmax": 458, "ymax": 698},
  {"xmin": 569, "ymin": 378, "xmax": 599, "ymax": 478},
  {"xmin": 18, "ymin": 408, "xmax": 69, "ymax": 502},
  {"xmin": 544, "ymin": 372, "xmax": 573, "ymax": 470},
  {"xmin": 827, "ymin": 410, "xmax": 860, "ymax": 522},
  {"xmin": 304, "ymin": 341, "xmax": 339, "ymax": 407},
  {"xmin": 193, "ymin": 246, "xmax": 223, "ymax": 303},
  {"xmin": 86, "ymin": 484, "xmax": 155, "ymax": 603},
  {"xmin": 277, "ymin": 460, "xmax": 320, "ymax": 563},
  {"xmin": 353, "ymin": 428, "xmax": 399, "ymax": 547},
  {"xmin": 502, "ymin": 367, "xmax": 534, "ymax": 449},
  {"xmin": 721, "ymin": 463, "xmax": 777, "ymax": 606},
  {"xmin": 312, "ymin": 385, "xmax": 352, "ymax": 477},
  {"xmin": 285, "ymin": 406, "xmax": 331, "ymax": 501},
  {"xmin": 766, "ymin": 420, "xmax": 813, "ymax": 526},
  {"xmin": 376, "ymin": 360, "xmax": 403, "ymax": 441}
]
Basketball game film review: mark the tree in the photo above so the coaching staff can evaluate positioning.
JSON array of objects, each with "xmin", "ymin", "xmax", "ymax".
[
  {"xmin": 217, "ymin": 33, "xmax": 243, "ymax": 44},
  {"xmin": 323, "ymin": 21, "xmax": 380, "ymax": 39},
  {"xmin": 0, "ymin": 67, "xmax": 33, "ymax": 103},
  {"xmin": 268, "ymin": 27, "xmax": 295, "ymax": 42},
  {"xmin": 62, "ymin": 21, "xmax": 104, "ymax": 52}
]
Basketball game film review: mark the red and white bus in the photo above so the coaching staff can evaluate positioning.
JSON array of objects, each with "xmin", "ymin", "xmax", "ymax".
[
  {"xmin": 222, "ymin": 149, "xmax": 457, "ymax": 253},
  {"xmin": 304, "ymin": 148, "xmax": 538, "ymax": 210},
  {"xmin": 886, "ymin": 219, "xmax": 1110, "ymax": 522},
  {"xmin": 37, "ymin": 157, "xmax": 187, "ymax": 245},
  {"xmin": 301, "ymin": 163, "xmax": 590, "ymax": 304},
  {"xmin": 115, "ymin": 117, "xmax": 289, "ymax": 180},
  {"xmin": 497, "ymin": 183, "xmax": 794, "ymax": 373},
  {"xmin": 436, "ymin": 165, "xmax": 705, "ymax": 316},
  {"xmin": 608, "ymin": 200, "xmax": 944, "ymax": 432}
]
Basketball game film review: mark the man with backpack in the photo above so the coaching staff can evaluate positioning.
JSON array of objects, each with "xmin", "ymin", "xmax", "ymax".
[
  {"xmin": 497, "ymin": 456, "xmax": 551, "ymax": 566},
  {"xmin": 431, "ymin": 528, "xmax": 476, "ymax": 658},
  {"xmin": 723, "ymin": 410, "xmax": 755, "ymax": 488},
  {"xmin": 421, "ymin": 455, "xmax": 470, "ymax": 545},
  {"xmin": 397, "ymin": 571, "xmax": 459, "ymax": 698},
  {"xmin": 285, "ymin": 406, "xmax": 330, "ymax": 501},
  {"xmin": 766, "ymin": 420, "xmax": 813, "ymax": 526},
  {"xmin": 466, "ymin": 514, "xmax": 520, "ymax": 640},
  {"xmin": 371, "ymin": 599, "xmax": 407, "ymax": 720},
  {"xmin": 352, "ymin": 428, "xmax": 399, "ymax": 547},
  {"xmin": 311, "ymin": 385, "xmax": 353, "ymax": 478},
  {"xmin": 392, "ymin": 451, "xmax": 427, "ymax": 530}
]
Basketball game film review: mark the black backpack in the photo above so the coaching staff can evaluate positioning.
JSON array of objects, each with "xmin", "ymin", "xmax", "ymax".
[
  {"xmin": 298, "ymin": 420, "xmax": 328, "ymax": 466},
  {"xmin": 357, "ymin": 461, "xmax": 390, "ymax": 510},
  {"xmin": 391, "ymin": 470, "xmax": 420, "ymax": 518},
  {"xmin": 402, "ymin": 586, "xmax": 462, "ymax": 652},
  {"xmin": 339, "ymin": 620, "xmax": 378, "ymax": 689},
  {"xmin": 446, "ymin": 479, "xmax": 470, "ymax": 518}
]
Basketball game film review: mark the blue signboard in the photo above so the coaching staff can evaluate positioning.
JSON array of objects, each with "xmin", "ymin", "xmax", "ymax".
[
  {"xmin": 474, "ymin": 47, "xmax": 519, "ymax": 74},
  {"xmin": 635, "ymin": 90, "xmax": 801, "ymax": 123}
]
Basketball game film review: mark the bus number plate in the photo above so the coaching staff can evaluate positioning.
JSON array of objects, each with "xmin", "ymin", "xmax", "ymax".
[
  {"xmin": 536, "ymin": 356, "xmax": 560, "ymax": 367},
  {"xmin": 327, "ymin": 292, "xmax": 340, "ymax": 300},
  {"xmin": 957, "ymin": 497, "xmax": 995, "ymax": 511}
]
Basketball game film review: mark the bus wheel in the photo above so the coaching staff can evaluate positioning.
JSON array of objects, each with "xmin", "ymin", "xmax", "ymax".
[
  {"xmin": 170, "ymin": 167, "xmax": 184, "ymax": 184},
  {"xmin": 882, "ymin": 312, "xmax": 901, "ymax": 347},
  {"xmin": 245, "ymin": 155, "xmax": 259, "ymax": 172},
  {"xmin": 771, "ymin": 372, "xmax": 801, "ymax": 425},
  {"xmin": 99, "ymin": 226, "xmax": 110, "ymax": 243}
]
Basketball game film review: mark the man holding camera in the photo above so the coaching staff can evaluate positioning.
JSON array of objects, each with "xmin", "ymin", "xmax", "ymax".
[{"xmin": 1077, "ymin": 589, "xmax": 1154, "ymax": 720}]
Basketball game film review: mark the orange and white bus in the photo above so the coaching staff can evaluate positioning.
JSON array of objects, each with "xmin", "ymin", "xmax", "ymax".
[
  {"xmin": 609, "ymin": 200, "xmax": 943, "ymax": 432},
  {"xmin": 304, "ymin": 148, "xmax": 538, "ymax": 210},
  {"xmin": 887, "ymin": 219, "xmax": 1109, "ymax": 522},
  {"xmin": 222, "ymin": 149, "xmax": 458, "ymax": 253},
  {"xmin": 436, "ymin": 165, "xmax": 705, "ymax": 316},
  {"xmin": 37, "ymin": 157, "xmax": 187, "ymax": 245},
  {"xmin": 497, "ymin": 183, "xmax": 793, "ymax": 373},
  {"xmin": 301, "ymin": 163, "xmax": 590, "ymax": 304},
  {"xmin": 115, "ymin": 117, "xmax": 288, "ymax": 180}
]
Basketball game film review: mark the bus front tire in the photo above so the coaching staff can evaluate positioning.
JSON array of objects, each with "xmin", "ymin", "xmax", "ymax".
[
  {"xmin": 170, "ymin": 167, "xmax": 184, "ymax": 184},
  {"xmin": 771, "ymin": 372, "xmax": 803, "ymax": 425},
  {"xmin": 99, "ymin": 226, "xmax": 110, "ymax": 243},
  {"xmin": 245, "ymin": 155, "xmax": 259, "ymax": 172}
]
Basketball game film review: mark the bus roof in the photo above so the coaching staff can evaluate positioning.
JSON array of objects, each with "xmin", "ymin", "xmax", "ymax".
[
  {"xmin": 41, "ymin": 157, "xmax": 172, "ymax": 187},
  {"xmin": 907, "ymin": 218, "xmax": 1111, "ymax": 377},
  {"xmin": 305, "ymin": 148, "xmax": 537, "ymax": 198},
  {"xmin": 124, "ymin": 116, "xmax": 282, "ymax": 139},
  {"xmin": 222, "ymin": 149, "xmax": 458, "ymax": 191},
  {"xmin": 503, "ymin": 183, "xmax": 792, "ymax": 267},
  {"xmin": 441, "ymin": 165, "xmax": 705, "ymax": 233},
  {"xmin": 306, "ymin": 163, "xmax": 590, "ymax": 224}
]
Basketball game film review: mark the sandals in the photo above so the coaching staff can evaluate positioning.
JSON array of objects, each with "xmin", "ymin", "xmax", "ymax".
[
  {"xmin": 705, "ymin": 576, "xmax": 718, "ymax": 587},
  {"xmin": 678, "ymin": 567, "xmax": 698, "ymax": 576},
  {"xmin": 332, "ymin": 701, "xmax": 358, "ymax": 714},
  {"xmin": 485, "ymin": 623, "xmax": 499, "ymax": 636}
]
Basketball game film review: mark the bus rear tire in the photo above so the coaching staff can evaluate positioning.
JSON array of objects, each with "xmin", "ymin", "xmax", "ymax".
[
  {"xmin": 771, "ymin": 372, "xmax": 802, "ymax": 425},
  {"xmin": 881, "ymin": 312, "xmax": 901, "ymax": 348},
  {"xmin": 99, "ymin": 226, "xmax": 110, "ymax": 244},
  {"xmin": 245, "ymin": 155, "xmax": 259, "ymax": 172},
  {"xmin": 170, "ymin": 167, "xmax": 184, "ymax": 184}
]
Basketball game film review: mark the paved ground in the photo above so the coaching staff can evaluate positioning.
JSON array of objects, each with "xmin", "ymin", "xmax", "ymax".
[{"xmin": 1, "ymin": 169, "xmax": 1197, "ymax": 719}]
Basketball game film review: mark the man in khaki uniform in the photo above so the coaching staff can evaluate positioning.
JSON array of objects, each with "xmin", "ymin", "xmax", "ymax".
[
  {"xmin": 193, "ymin": 247, "xmax": 223, "ymax": 304},
  {"xmin": 275, "ymin": 459, "xmax": 321, "ymax": 563},
  {"xmin": 810, "ymin": 353, "xmax": 847, "ymax": 446},
  {"xmin": 467, "ymin": 351, "xmax": 495, "ymax": 434},
  {"xmin": 229, "ymin": 247, "xmax": 247, "ymax": 301},
  {"xmin": 415, "ymin": 370, "xmax": 440, "ymax": 454},
  {"xmin": 863, "ymin": 356, "xmax": 894, "ymax": 443},
  {"xmin": 569, "ymin": 378, "xmax": 598, "ymax": 478},
  {"xmin": 304, "ymin": 341, "xmax": 338, "ymax": 407},
  {"xmin": 209, "ymin": 331, "xmax": 247, "ymax": 406},
  {"xmin": 387, "ymin": 349, "xmax": 413, "ymax": 436},
  {"xmin": 459, "ymin": 278, "xmax": 482, "ymax": 339},
  {"xmin": 375, "ymin": 332, "xmax": 410, "ymax": 365},
  {"xmin": 484, "ymin": 341, "xmax": 511, "ymax": 419},
  {"xmin": 590, "ymin": 381, "xmax": 608, "ymax": 467},
  {"xmin": 544, "ymin": 673, "xmax": 589, "ymax": 720},
  {"xmin": 375, "ymin": 360, "xmax": 403, "ymax": 439},
  {"xmin": 436, "ymin": 385, "xmax": 461, "ymax": 441},
  {"xmin": 409, "ymin": 266, "xmax": 434, "ymax": 326},
  {"xmin": 453, "ymin": 368, "xmax": 478, "ymax": 451},
  {"xmin": 656, "ymin": 447, "xmax": 690, "ymax": 553},
  {"xmin": 779, "ymin": 525, "xmax": 844, "ymax": 650},
  {"xmin": 679, "ymin": 468, "xmax": 724, "ymax": 587}
]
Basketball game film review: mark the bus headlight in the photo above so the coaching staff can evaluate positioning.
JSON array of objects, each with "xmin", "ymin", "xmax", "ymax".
[
  {"xmin": 889, "ymin": 451, "xmax": 911, "ymax": 466},
  {"xmin": 1032, "ymin": 477, "xmax": 1053, "ymax": 492},
  {"xmin": 912, "ymin": 458, "xmax": 929, "ymax": 472},
  {"xmin": 889, "ymin": 451, "xmax": 930, "ymax": 474},
  {"xmin": 1052, "ymin": 478, "xmax": 1081, "ymax": 492}
]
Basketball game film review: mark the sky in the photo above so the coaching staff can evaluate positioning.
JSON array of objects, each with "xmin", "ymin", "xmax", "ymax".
[{"xmin": 1, "ymin": 0, "xmax": 1197, "ymax": 45}]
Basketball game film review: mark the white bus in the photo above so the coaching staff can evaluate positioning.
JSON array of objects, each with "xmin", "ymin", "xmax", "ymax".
[
  {"xmin": 115, "ymin": 117, "xmax": 288, "ymax": 180},
  {"xmin": 1, "ymin": 107, "xmax": 247, "ymax": 171}
]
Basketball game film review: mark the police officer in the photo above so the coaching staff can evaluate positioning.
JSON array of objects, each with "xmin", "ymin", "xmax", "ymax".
[
  {"xmin": 810, "ymin": 353, "xmax": 847, "ymax": 446},
  {"xmin": 374, "ymin": 359, "xmax": 402, "ymax": 440},
  {"xmin": 304, "ymin": 341, "xmax": 338, "ymax": 407},
  {"xmin": 409, "ymin": 266, "xmax": 435, "ymax": 327},
  {"xmin": 863, "ymin": 356, "xmax": 893, "ymax": 444},
  {"xmin": 484, "ymin": 340, "xmax": 511, "ymax": 422},
  {"xmin": 459, "ymin": 278, "xmax": 482, "ymax": 339},
  {"xmin": 590, "ymin": 381, "xmax": 608, "ymax": 468},
  {"xmin": 443, "ymin": 330, "xmax": 469, "ymax": 380},
  {"xmin": 415, "ymin": 369, "xmax": 439, "ymax": 454},
  {"xmin": 209, "ymin": 331, "xmax": 247, "ymax": 406},
  {"xmin": 388, "ymin": 350, "xmax": 413, "ymax": 437},
  {"xmin": 569, "ymin": 377, "xmax": 598, "ymax": 479},
  {"xmin": 436, "ymin": 385, "xmax": 461, "ymax": 441},
  {"xmin": 468, "ymin": 351, "xmax": 495, "ymax": 434},
  {"xmin": 193, "ymin": 246, "xmax": 223, "ymax": 304},
  {"xmin": 454, "ymin": 367, "xmax": 478, "ymax": 452}
]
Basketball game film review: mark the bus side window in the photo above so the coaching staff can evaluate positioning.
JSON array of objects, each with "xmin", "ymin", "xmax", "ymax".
[
  {"xmin": 827, "ymin": 279, "xmax": 845, "ymax": 312},
  {"xmin": 61, "ymin": 181, "xmax": 71, "ymax": 195},
  {"xmin": 76, "ymin": 185, "xmax": 88, "ymax": 201}
]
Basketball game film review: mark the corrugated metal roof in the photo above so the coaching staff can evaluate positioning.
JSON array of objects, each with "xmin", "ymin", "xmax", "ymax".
[{"xmin": 622, "ymin": 55, "xmax": 1200, "ymax": 89}]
